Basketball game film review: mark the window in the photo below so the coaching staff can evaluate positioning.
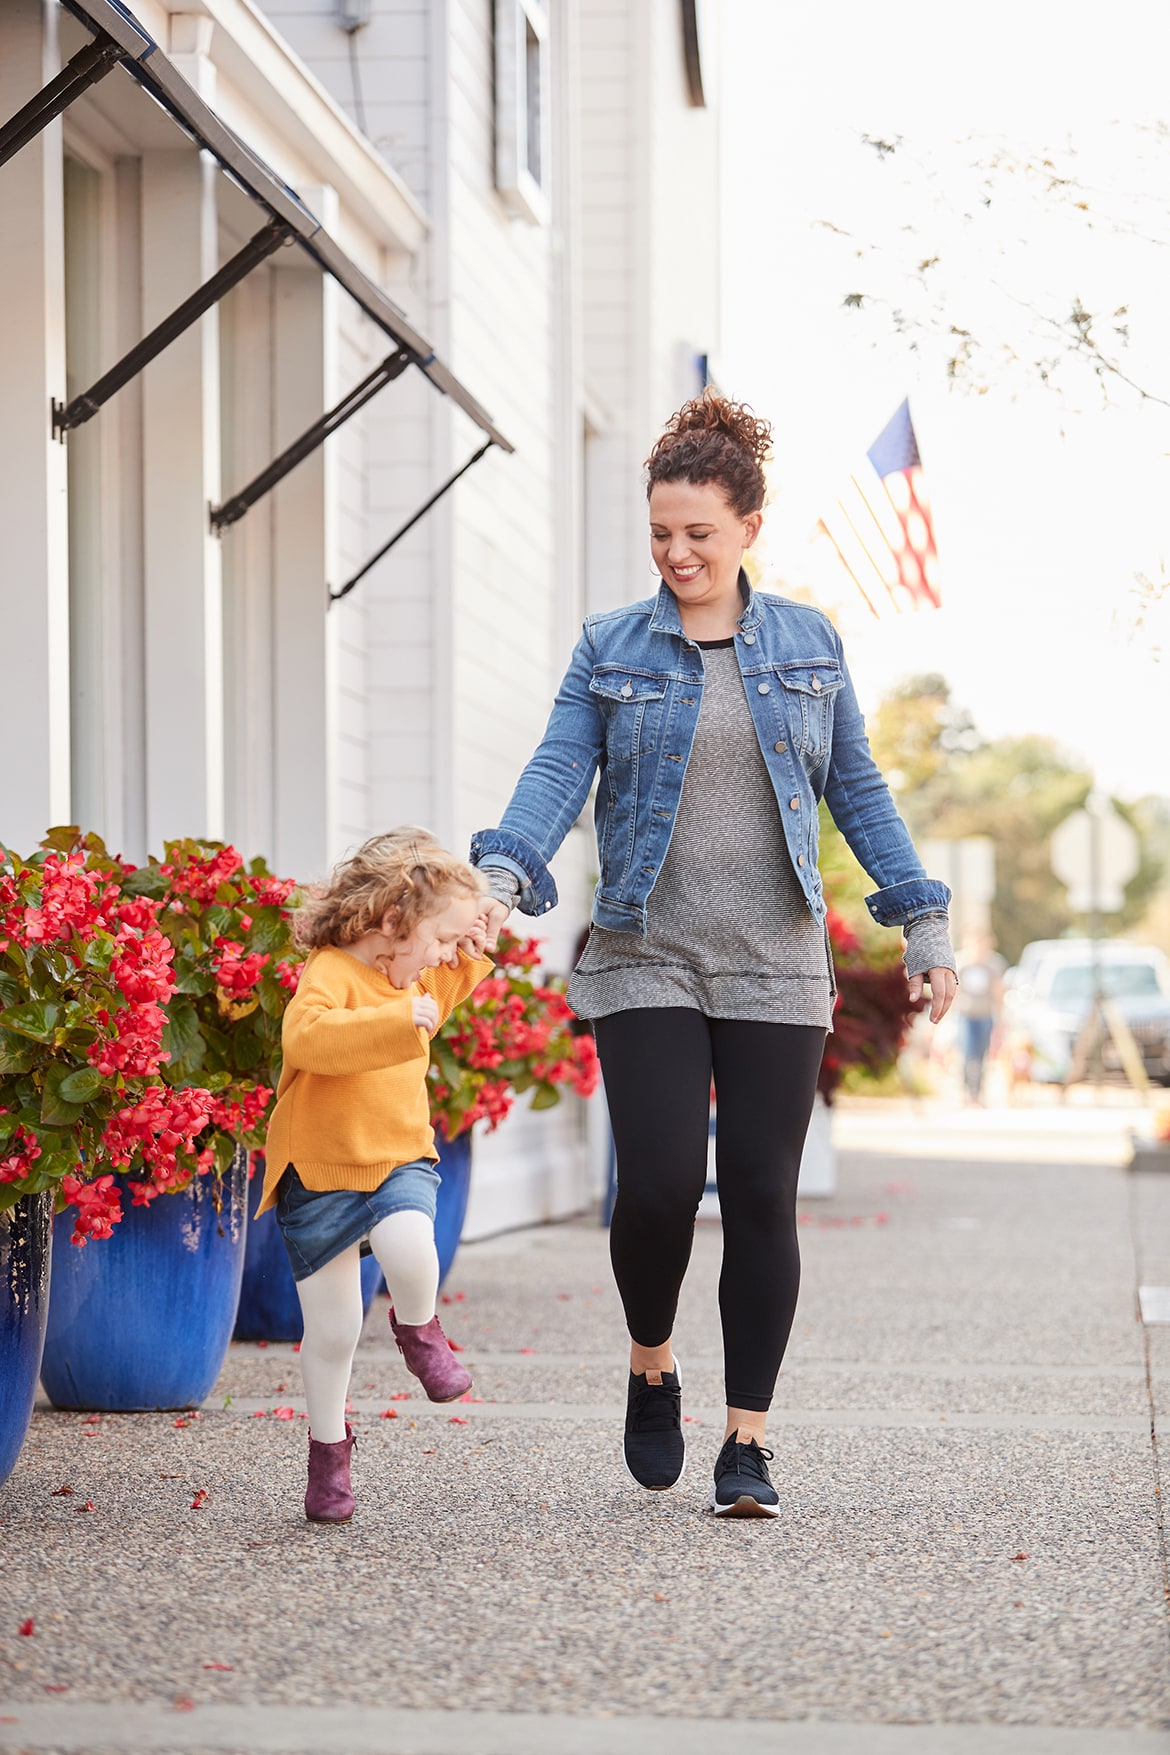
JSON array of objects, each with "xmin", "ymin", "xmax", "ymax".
[{"xmin": 495, "ymin": 0, "xmax": 549, "ymax": 223}]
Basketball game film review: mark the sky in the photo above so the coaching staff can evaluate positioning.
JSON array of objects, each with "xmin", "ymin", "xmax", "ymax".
[{"xmin": 717, "ymin": 0, "xmax": 1170, "ymax": 798}]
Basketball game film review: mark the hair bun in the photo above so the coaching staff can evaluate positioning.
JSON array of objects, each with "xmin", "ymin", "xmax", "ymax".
[
  {"xmin": 645, "ymin": 391, "xmax": 772, "ymax": 517},
  {"xmin": 663, "ymin": 393, "xmax": 772, "ymax": 467}
]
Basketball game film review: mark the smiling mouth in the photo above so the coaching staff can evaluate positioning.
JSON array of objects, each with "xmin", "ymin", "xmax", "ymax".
[{"xmin": 670, "ymin": 564, "xmax": 703, "ymax": 581}]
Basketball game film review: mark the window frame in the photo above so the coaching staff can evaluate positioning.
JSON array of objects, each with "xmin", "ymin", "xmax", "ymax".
[{"xmin": 494, "ymin": 0, "xmax": 550, "ymax": 225}]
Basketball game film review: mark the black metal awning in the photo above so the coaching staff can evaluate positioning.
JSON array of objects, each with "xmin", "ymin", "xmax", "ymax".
[{"xmin": 0, "ymin": 0, "xmax": 512, "ymax": 599}]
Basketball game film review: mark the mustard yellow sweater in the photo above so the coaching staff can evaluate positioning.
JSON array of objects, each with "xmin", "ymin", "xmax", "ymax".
[{"xmin": 257, "ymin": 944, "xmax": 493, "ymax": 1216}]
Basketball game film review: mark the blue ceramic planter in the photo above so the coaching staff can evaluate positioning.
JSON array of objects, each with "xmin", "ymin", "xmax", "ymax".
[
  {"xmin": 434, "ymin": 1131, "xmax": 473, "ymax": 1287},
  {"xmin": 0, "ymin": 1191, "xmax": 53, "ymax": 1488},
  {"xmin": 40, "ymin": 1150, "xmax": 248, "ymax": 1412},
  {"xmin": 234, "ymin": 1163, "xmax": 384, "ymax": 1343}
]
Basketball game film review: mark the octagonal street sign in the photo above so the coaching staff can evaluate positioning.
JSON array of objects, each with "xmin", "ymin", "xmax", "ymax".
[{"xmin": 1050, "ymin": 798, "xmax": 1139, "ymax": 914}]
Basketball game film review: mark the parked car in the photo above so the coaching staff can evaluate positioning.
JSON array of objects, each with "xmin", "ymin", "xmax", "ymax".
[{"xmin": 1006, "ymin": 940, "xmax": 1170, "ymax": 1086}]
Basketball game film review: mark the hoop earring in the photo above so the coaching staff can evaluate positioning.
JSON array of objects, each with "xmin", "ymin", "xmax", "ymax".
[{"xmin": 650, "ymin": 562, "xmax": 662, "ymax": 578}]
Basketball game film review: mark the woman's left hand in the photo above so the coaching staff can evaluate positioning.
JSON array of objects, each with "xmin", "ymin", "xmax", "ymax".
[{"xmin": 908, "ymin": 966, "xmax": 958, "ymax": 1025}]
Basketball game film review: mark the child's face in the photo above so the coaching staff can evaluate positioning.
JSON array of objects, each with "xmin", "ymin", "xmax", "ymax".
[{"xmin": 380, "ymin": 893, "xmax": 484, "ymax": 987}]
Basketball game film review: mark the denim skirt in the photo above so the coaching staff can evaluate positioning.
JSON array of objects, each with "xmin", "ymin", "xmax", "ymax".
[{"xmin": 275, "ymin": 1160, "xmax": 441, "ymax": 1282}]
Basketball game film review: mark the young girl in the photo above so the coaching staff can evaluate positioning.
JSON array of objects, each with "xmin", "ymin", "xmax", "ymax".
[{"xmin": 257, "ymin": 829, "xmax": 494, "ymax": 1523}]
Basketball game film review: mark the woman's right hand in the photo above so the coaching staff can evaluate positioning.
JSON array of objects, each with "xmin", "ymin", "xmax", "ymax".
[{"xmin": 480, "ymin": 897, "xmax": 510, "ymax": 951}]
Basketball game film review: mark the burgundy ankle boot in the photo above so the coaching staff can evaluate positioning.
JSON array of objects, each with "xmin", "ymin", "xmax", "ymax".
[
  {"xmin": 389, "ymin": 1305, "xmax": 472, "ymax": 1402},
  {"xmin": 305, "ymin": 1424, "xmax": 356, "ymax": 1523}
]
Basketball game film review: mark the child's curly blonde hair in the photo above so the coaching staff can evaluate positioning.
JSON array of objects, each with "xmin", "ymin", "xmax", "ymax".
[{"xmin": 293, "ymin": 828, "xmax": 486, "ymax": 953}]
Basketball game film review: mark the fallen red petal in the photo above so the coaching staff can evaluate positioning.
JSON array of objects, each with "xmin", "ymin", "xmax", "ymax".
[
  {"xmin": 50, "ymin": 1485, "xmax": 73, "ymax": 1497},
  {"xmin": 173, "ymin": 1697, "xmax": 196, "ymax": 1712},
  {"xmin": 202, "ymin": 1663, "xmax": 233, "ymax": 1671},
  {"xmin": 447, "ymin": 1339, "xmax": 463, "ymax": 1352},
  {"xmin": 272, "ymin": 1407, "xmax": 296, "ymax": 1420},
  {"xmin": 380, "ymin": 1409, "xmax": 398, "ymax": 1419},
  {"xmin": 43, "ymin": 1685, "xmax": 69, "ymax": 1693},
  {"xmin": 519, "ymin": 1347, "xmax": 535, "ymax": 1354},
  {"xmin": 18, "ymin": 1619, "xmax": 34, "ymax": 1637},
  {"xmin": 190, "ymin": 1489, "xmax": 208, "ymax": 1510},
  {"xmin": 449, "ymin": 1416, "xmax": 468, "ymax": 1424}
]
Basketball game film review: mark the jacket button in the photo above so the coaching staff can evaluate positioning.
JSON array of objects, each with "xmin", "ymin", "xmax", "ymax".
[
  {"xmin": 774, "ymin": 741, "xmax": 787, "ymax": 754},
  {"xmin": 797, "ymin": 855, "xmax": 805, "ymax": 867},
  {"xmin": 621, "ymin": 682, "xmax": 633, "ymax": 698},
  {"xmin": 743, "ymin": 633, "xmax": 756, "ymax": 645},
  {"xmin": 757, "ymin": 682, "xmax": 771, "ymax": 695},
  {"xmin": 789, "ymin": 796, "xmax": 799, "ymax": 810},
  {"xmin": 811, "ymin": 674, "xmax": 822, "ymax": 692}
]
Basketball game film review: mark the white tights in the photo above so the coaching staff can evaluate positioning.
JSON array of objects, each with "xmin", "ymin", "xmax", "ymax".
[{"xmin": 294, "ymin": 1209, "xmax": 439, "ymax": 1443}]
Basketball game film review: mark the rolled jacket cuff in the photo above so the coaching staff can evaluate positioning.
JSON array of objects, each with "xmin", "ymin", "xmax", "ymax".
[
  {"xmin": 470, "ymin": 828, "xmax": 558, "ymax": 917},
  {"xmin": 864, "ymin": 877, "xmax": 953, "ymax": 928}
]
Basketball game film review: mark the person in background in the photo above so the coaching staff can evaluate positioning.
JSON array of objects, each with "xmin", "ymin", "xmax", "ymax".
[{"xmin": 955, "ymin": 926, "xmax": 1006, "ymax": 1104}]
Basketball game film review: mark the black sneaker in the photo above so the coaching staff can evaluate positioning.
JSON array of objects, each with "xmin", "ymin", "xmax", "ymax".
[
  {"xmin": 709, "ymin": 1434, "xmax": 780, "ymax": 1518},
  {"xmin": 623, "ymin": 1363, "xmax": 685, "ymax": 1490}
]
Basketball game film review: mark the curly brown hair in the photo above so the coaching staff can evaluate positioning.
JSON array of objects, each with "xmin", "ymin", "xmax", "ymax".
[
  {"xmin": 292, "ymin": 828, "xmax": 486, "ymax": 953},
  {"xmin": 645, "ymin": 391, "xmax": 773, "ymax": 518}
]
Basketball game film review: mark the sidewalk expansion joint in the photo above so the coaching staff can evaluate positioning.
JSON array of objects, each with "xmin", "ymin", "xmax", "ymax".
[
  {"xmin": 0, "ymin": 1703, "xmax": 1168, "ymax": 1755},
  {"xmin": 199, "ymin": 1396, "xmax": 1150, "ymax": 1434}
]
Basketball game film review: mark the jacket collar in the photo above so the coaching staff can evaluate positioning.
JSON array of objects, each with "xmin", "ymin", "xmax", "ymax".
[{"xmin": 648, "ymin": 567, "xmax": 762, "ymax": 637}]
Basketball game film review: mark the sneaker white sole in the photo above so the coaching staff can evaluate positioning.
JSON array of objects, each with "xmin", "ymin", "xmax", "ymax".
[
  {"xmin": 707, "ymin": 1484, "xmax": 780, "ymax": 1518},
  {"xmin": 623, "ymin": 1357, "xmax": 685, "ymax": 1491}
]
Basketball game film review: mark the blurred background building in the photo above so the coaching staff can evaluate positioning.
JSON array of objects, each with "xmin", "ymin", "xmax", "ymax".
[{"xmin": 1, "ymin": 0, "xmax": 722, "ymax": 1233}]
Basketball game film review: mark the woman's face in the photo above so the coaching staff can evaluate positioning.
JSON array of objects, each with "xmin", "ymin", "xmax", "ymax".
[{"xmin": 648, "ymin": 480, "xmax": 762, "ymax": 613}]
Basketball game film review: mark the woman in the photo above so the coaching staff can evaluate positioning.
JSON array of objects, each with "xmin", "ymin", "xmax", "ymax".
[{"xmin": 472, "ymin": 395, "xmax": 957, "ymax": 1518}]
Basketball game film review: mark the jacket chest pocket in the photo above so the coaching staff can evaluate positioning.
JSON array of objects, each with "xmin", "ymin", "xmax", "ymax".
[
  {"xmin": 774, "ymin": 663, "xmax": 845, "ymax": 760},
  {"xmin": 589, "ymin": 668, "xmax": 669, "ymax": 763}
]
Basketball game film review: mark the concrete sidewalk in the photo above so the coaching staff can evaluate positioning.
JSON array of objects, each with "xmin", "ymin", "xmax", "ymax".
[{"xmin": 2, "ymin": 1100, "xmax": 1169, "ymax": 1753}]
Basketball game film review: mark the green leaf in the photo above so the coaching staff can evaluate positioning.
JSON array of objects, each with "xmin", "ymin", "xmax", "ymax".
[
  {"xmin": 121, "ymin": 865, "xmax": 169, "ymax": 899},
  {"xmin": 0, "ymin": 1001, "xmax": 60, "ymax": 1043},
  {"xmin": 41, "ymin": 1064, "xmax": 90, "ymax": 1127},
  {"xmin": 56, "ymin": 1067, "xmax": 103, "ymax": 1105},
  {"xmin": 162, "ymin": 998, "xmax": 201, "ymax": 1064},
  {"xmin": 250, "ymin": 913, "xmax": 293, "ymax": 955},
  {"xmin": 82, "ymin": 936, "xmax": 116, "ymax": 973},
  {"xmin": 0, "ymin": 1039, "xmax": 38, "ymax": 1075},
  {"xmin": 0, "ymin": 971, "xmax": 23, "ymax": 1008},
  {"xmin": 257, "ymin": 978, "xmax": 287, "ymax": 1018},
  {"xmin": 529, "ymin": 1086, "xmax": 562, "ymax": 1112},
  {"xmin": 174, "ymin": 966, "xmax": 214, "ymax": 998},
  {"xmin": 40, "ymin": 825, "xmax": 83, "ymax": 854},
  {"xmin": 203, "ymin": 906, "xmax": 235, "ymax": 940},
  {"xmin": 231, "ymin": 1027, "xmax": 264, "ymax": 1072}
]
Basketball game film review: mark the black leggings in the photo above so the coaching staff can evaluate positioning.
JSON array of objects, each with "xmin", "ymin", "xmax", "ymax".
[{"xmin": 595, "ymin": 1009, "xmax": 826, "ymax": 1413}]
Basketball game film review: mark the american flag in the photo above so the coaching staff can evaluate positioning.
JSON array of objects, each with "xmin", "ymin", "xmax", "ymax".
[{"xmin": 815, "ymin": 399, "xmax": 941, "ymax": 617}]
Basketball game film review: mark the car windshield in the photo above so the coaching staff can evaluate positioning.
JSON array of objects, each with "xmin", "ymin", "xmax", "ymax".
[{"xmin": 1047, "ymin": 963, "xmax": 1161, "ymax": 1003}]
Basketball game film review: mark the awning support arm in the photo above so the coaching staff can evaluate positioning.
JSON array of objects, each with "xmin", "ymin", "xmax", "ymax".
[
  {"xmin": 211, "ymin": 347, "xmax": 413, "ymax": 533},
  {"xmin": 52, "ymin": 218, "xmax": 294, "ymax": 436},
  {"xmin": 329, "ymin": 439, "xmax": 494, "ymax": 607},
  {"xmin": 0, "ymin": 34, "xmax": 124, "ymax": 168}
]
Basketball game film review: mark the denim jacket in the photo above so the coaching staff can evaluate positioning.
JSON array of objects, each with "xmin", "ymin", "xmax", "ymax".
[{"xmin": 471, "ymin": 576, "xmax": 951, "ymax": 936}]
